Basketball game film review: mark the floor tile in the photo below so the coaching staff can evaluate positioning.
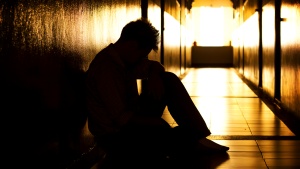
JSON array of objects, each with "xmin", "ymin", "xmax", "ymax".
[
  {"xmin": 262, "ymin": 152, "xmax": 300, "ymax": 158},
  {"xmin": 256, "ymin": 140, "xmax": 300, "ymax": 146},
  {"xmin": 265, "ymin": 159, "xmax": 300, "ymax": 167},
  {"xmin": 216, "ymin": 158, "xmax": 267, "ymax": 168},
  {"xmin": 259, "ymin": 145, "xmax": 300, "ymax": 152}
]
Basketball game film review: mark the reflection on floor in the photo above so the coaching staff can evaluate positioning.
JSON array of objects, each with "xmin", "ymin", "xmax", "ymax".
[
  {"xmin": 163, "ymin": 67, "xmax": 300, "ymax": 169},
  {"xmin": 92, "ymin": 67, "xmax": 300, "ymax": 169}
]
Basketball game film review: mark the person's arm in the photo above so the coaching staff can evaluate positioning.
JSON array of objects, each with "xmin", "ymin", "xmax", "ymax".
[{"xmin": 86, "ymin": 61, "xmax": 134, "ymax": 134}]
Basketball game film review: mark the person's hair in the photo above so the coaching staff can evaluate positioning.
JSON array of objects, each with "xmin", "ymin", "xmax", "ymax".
[{"xmin": 119, "ymin": 18, "xmax": 160, "ymax": 52}]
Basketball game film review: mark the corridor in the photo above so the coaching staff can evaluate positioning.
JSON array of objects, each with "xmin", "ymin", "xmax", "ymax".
[
  {"xmin": 161, "ymin": 67, "xmax": 300, "ymax": 169},
  {"xmin": 2, "ymin": 1, "xmax": 300, "ymax": 168}
]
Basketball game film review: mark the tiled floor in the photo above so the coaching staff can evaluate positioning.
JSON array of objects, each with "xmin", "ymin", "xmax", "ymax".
[
  {"xmin": 161, "ymin": 67, "xmax": 300, "ymax": 169},
  {"xmin": 92, "ymin": 67, "xmax": 300, "ymax": 169}
]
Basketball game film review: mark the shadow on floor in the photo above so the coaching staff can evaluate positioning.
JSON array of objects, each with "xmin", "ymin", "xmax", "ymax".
[{"xmin": 93, "ymin": 150, "xmax": 230, "ymax": 169}]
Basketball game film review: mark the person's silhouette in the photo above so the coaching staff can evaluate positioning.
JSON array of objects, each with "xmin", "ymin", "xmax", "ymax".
[{"xmin": 85, "ymin": 18, "xmax": 229, "ymax": 166}]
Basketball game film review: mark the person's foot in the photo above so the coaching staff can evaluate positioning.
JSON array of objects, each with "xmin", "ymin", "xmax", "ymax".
[{"xmin": 195, "ymin": 138, "xmax": 229, "ymax": 153}]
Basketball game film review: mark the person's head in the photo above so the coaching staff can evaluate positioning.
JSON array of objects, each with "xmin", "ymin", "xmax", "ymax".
[{"xmin": 115, "ymin": 18, "xmax": 160, "ymax": 66}]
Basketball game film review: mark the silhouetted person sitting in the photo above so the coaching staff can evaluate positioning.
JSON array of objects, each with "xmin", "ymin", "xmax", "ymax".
[{"xmin": 85, "ymin": 18, "xmax": 229, "ymax": 166}]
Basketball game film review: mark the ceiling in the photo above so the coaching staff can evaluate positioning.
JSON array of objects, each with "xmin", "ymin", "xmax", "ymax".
[{"xmin": 192, "ymin": 0, "xmax": 233, "ymax": 7}]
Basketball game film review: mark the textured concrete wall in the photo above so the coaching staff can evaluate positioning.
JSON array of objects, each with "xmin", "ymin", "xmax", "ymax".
[{"xmin": 0, "ymin": 0, "xmax": 141, "ymax": 167}]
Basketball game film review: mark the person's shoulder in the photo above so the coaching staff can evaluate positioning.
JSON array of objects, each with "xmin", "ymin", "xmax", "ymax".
[
  {"xmin": 94, "ymin": 45, "xmax": 111, "ymax": 58},
  {"xmin": 92, "ymin": 45, "xmax": 114, "ymax": 63},
  {"xmin": 86, "ymin": 49, "xmax": 111, "ymax": 73}
]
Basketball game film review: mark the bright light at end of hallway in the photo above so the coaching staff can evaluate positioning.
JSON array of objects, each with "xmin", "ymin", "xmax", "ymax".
[{"xmin": 191, "ymin": 6, "xmax": 233, "ymax": 46}]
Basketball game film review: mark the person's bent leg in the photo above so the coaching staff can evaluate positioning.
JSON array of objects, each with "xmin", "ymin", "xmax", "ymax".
[
  {"xmin": 162, "ymin": 72, "xmax": 229, "ymax": 153},
  {"xmin": 162, "ymin": 71, "xmax": 211, "ymax": 139}
]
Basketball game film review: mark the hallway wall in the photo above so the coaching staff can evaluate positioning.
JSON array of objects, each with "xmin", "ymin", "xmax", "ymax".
[
  {"xmin": 262, "ymin": 0, "xmax": 276, "ymax": 98},
  {"xmin": 239, "ymin": 0, "xmax": 260, "ymax": 86},
  {"xmin": 163, "ymin": 0, "xmax": 181, "ymax": 76},
  {"xmin": 162, "ymin": 0, "xmax": 193, "ymax": 76},
  {"xmin": 147, "ymin": 0, "xmax": 162, "ymax": 63},
  {"xmin": 280, "ymin": 0, "xmax": 300, "ymax": 118},
  {"xmin": 232, "ymin": 0, "xmax": 300, "ymax": 121}
]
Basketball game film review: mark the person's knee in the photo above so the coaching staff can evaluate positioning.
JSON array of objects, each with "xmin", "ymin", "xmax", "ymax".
[
  {"xmin": 163, "ymin": 71, "xmax": 179, "ymax": 82},
  {"xmin": 162, "ymin": 72, "xmax": 185, "ymax": 95}
]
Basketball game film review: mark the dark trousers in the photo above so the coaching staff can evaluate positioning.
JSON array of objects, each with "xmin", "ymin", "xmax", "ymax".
[
  {"xmin": 138, "ymin": 71, "xmax": 211, "ymax": 138},
  {"xmin": 99, "ymin": 72, "xmax": 211, "ymax": 162}
]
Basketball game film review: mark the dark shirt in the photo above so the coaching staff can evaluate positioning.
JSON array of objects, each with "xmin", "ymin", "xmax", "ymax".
[{"xmin": 85, "ymin": 44, "xmax": 158, "ymax": 138}]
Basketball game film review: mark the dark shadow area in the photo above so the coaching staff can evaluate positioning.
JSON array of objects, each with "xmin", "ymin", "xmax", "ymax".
[
  {"xmin": 0, "ymin": 46, "xmax": 93, "ymax": 168},
  {"xmin": 95, "ymin": 150, "xmax": 229, "ymax": 169}
]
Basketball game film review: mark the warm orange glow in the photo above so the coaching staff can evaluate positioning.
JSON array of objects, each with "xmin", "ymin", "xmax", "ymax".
[
  {"xmin": 262, "ymin": 6, "xmax": 275, "ymax": 47},
  {"xmin": 231, "ymin": 10, "xmax": 242, "ymax": 48},
  {"xmin": 148, "ymin": 5, "xmax": 161, "ymax": 30},
  {"xmin": 164, "ymin": 12, "xmax": 181, "ymax": 47},
  {"xmin": 281, "ymin": 4, "xmax": 298, "ymax": 46},
  {"xmin": 191, "ymin": 6, "xmax": 233, "ymax": 46},
  {"xmin": 242, "ymin": 12, "xmax": 259, "ymax": 48}
]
